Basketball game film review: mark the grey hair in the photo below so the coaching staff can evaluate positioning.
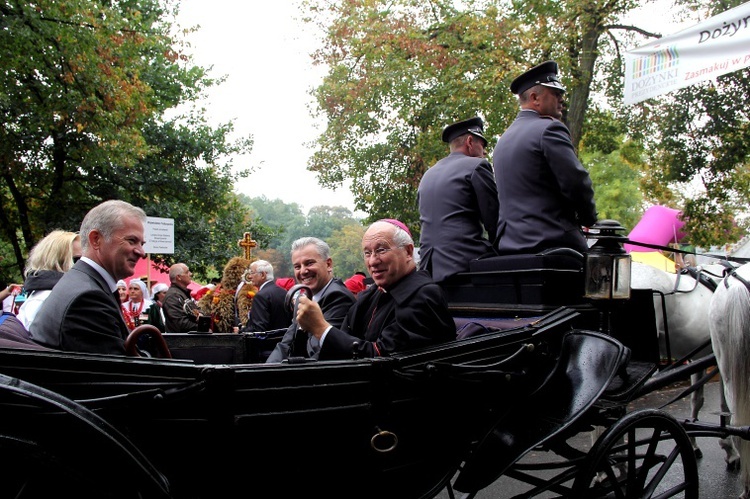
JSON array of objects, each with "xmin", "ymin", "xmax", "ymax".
[
  {"xmin": 79, "ymin": 200, "xmax": 147, "ymax": 251},
  {"xmin": 252, "ymin": 260, "xmax": 274, "ymax": 281},
  {"xmin": 169, "ymin": 263, "xmax": 189, "ymax": 284},
  {"xmin": 290, "ymin": 237, "xmax": 330, "ymax": 260},
  {"xmin": 519, "ymin": 84, "xmax": 544, "ymax": 104},
  {"xmin": 392, "ymin": 225, "xmax": 414, "ymax": 248}
]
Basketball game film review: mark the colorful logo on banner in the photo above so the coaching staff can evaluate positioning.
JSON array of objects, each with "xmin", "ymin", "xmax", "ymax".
[{"xmin": 631, "ymin": 46, "xmax": 680, "ymax": 79}]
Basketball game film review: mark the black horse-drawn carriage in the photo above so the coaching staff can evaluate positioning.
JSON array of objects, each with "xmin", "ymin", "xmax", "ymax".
[{"xmin": 1, "ymin": 223, "xmax": 746, "ymax": 498}]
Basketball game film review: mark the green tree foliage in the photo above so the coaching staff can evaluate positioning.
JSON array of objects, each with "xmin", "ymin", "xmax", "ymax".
[
  {"xmin": 0, "ymin": 0, "xmax": 258, "ymax": 282},
  {"xmin": 239, "ymin": 196, "xmax": 365, "ymax": 277},
  {"xmin": 581, "ymin": 148, "xmax": 643, "ymax": 231},
  {"xmin": 623, "ymin": 67, "xmax": 750, "ymax": 247},
  {"xmin": 303, "ymin": 0, "xmax": 516, "ymax": 232},
  {"xmin": 328, "ymin": 223, "xmax": 366, "ymax": 279},
  {"xmin": 580, "ymin": 108, "xmax": 643, "ymax": 230},
  {"xmin": 303, "ymin": 0, "xmax": 653, "ymax": 240},
  {"xmin": 305, "ymin": 0, "xmax": 747, "ymax": 248}
]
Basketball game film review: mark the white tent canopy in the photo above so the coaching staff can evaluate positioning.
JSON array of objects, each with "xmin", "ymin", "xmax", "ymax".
[{"xmin": 624, "ymin": 1, "xmax": 750, "ymax": 104}]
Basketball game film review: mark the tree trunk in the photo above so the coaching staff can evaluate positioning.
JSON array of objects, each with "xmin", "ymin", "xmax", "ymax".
[{"xmin": 566, "ymin": 14, "xmax": 602, "ymax": 151}]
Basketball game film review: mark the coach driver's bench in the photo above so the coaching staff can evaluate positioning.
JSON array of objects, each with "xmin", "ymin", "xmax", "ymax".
[
  {"xmin": 444, "ymin": 248, "xmax": 660, "ymax": 366},
  {"xmin": 443, "ymin": 248, "xmax": 589, "ymax": 317}
]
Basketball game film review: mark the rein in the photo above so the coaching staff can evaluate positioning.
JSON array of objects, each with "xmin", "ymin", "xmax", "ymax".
[
  {"xmin": 623, "ymin": 238, "xmax": 750, "ymax": 264},
  {"xmin": 625, "ymin": 237, "xmax": 746, "ymax": 296}
]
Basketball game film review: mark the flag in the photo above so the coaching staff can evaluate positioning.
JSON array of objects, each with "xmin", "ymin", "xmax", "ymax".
[{"xmin": 624, "ymin": 1, "xmax": 750, "ymax": 104}]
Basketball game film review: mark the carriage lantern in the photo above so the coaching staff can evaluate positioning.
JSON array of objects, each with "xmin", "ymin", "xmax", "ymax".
[{"xmin": 584, "ymin": 220, "xmax": 631, "ymax": 300}]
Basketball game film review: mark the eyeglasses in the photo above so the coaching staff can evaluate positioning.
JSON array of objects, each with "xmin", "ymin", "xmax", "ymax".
[{"xmin": 363, "ymin": 247, "xmax": 395, "ymax": 260}]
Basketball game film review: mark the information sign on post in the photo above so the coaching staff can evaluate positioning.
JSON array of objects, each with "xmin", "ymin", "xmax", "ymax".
[{"xmin": 144, "ymin": 217, "xmax": 175, "ymax": 254}]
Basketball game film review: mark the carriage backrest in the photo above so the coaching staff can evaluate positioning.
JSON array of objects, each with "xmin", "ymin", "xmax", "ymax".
[
  {"xmin": 165, "ymin": 333, "xmax": 247, "ymax": 364},
  {"xmin": 443, "ymin": 248, "xmax": 585, "ymax": 317}
]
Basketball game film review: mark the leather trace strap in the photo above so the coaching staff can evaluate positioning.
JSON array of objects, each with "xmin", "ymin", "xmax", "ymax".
[{"xmin": 724, "ymin": 267, "xmax": 750, "ymax": 292}]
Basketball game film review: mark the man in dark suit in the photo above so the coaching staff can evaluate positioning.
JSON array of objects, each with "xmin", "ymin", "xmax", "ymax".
[
  {"xmin": 295, "ymin": 220, "xmax": 455, "ymax": 360},
  {"xmin": 243, "ymin": 259, "xmax": 292, "ymax": 332},
  {"xmin": 418, "ymin": 116, "xmax": 499, "ymax": 283},
  {"xmin": 493, "ymin": 61, "xmax": 597, "ymax": 254},
  {"xmin": 265, "ymin": 237, "xmax": 355, "ymax": 363},
  {"xmin": 30, "ymin": 200, "xmax": 147, "ymax": 354}
]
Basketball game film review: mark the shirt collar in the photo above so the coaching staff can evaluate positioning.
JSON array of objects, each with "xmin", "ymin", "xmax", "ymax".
[{"xmin": 80, "ymin": 256, "xmax": 118, "ymax": 293}]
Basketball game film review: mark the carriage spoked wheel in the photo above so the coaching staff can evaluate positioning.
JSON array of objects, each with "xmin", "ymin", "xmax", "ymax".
[
  {"xmin": 571, "ymin": 408, "xmax": 698, "ymax": 499},
  {"xmin": 0, "ymin": 374, "xmax": 171, "ymax": 498}
]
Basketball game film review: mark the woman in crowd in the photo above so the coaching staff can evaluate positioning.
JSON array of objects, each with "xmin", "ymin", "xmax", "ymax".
[
  {"xmin": 122, "ymin": 279, "xmax": 152, "ymax": 331},
  {"xmin": 17, "ymin": 230, "xmax": 81, "ymax": 329},
  {"xmin": 146, "ymin": 282, "xmax": 169, "ymax": 333},
  {"xmin": 116, "ymin": 279, "xmax": 129, "ymax": 304}
]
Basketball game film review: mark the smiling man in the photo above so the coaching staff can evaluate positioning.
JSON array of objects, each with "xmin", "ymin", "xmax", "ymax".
[
  {"xmin": 265, "ymin": 237, "xmax": 355, "ymax": 363},
  {"xmin": 294, "ymin": 220, "xmax": 455, "ymax": 361},
  {"xmin": 30, "ymin": 200, "xmax": 147, "ymax": 354}
]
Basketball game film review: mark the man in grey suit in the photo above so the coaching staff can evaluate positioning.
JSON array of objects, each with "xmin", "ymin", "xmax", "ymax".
[
  {"xmin": 265, "ymin": 237, "xmax": 355, "ymax": 363},
  {"xmin": 493, "ymin": 61, "xmax": 597, "ymax": 255},
  {"xmin": 30, "ymin": 200, "xmax": 147, "ymax": 354},
  {"xmin": 418, "ymin": 116, "xmax": 499, "ymax": 283}
]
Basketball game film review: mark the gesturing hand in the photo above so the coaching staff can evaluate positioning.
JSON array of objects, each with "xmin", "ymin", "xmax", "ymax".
[{"xmin": 296, "ymin": 295, "xmax": 331, "ymax": 339}]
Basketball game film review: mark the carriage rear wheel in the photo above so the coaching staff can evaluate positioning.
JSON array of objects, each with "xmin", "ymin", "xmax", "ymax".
[{"xmin": 571, "ymin": 408, "xmax": 698, "ymax": 499}]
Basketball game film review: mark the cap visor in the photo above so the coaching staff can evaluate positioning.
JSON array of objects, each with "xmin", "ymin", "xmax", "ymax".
[{"xmin": 541, "ymin": 81, "xmax": 566, "ymax": 92}]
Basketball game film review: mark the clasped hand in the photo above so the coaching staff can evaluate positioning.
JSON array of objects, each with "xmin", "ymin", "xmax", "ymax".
[{"xmin": 296, "ymin": 295, "xmax": 330, "ymax": 339}]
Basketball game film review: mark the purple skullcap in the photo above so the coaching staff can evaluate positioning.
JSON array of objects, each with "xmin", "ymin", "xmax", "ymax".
[{"xmin": 377, "ymin": 218, "xmax": 412, "ymax": 238}]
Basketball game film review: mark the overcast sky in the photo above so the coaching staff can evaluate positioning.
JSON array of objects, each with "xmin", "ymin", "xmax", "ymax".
[
  {"xmin": 174, "ymin": 0, "xmax": 355, "ymax": 214},
  {"xmin": 173, "ymin": 1, "xmax": 697, "ymax": 216}
]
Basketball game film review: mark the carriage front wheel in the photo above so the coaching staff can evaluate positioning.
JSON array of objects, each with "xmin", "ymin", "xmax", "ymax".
[{"xmin": 571, "ymin": 408, "xmax": 698, "ymax": 498}]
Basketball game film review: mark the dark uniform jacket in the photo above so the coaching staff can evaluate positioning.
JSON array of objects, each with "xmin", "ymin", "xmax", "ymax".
[
  {"xmin": 30, "ymin": 261, "xmax": 129, "ymax": 355},
  {"xmin": 418, "ymin": 152, "xmax": 499, "ymax": 282},
  {"xmin": 244, "ymin": 281, "xmax": 292, "ymax": 332},
  {"xmin": 319, "ymin": 270, "xmax": 455, "ymax": 360},
  {"xmin": 265, "ymin": 278, "xmax": 355, "ymax": 363},
  {"xmin": 162, "ymin": 285, "xmax": 198, "ymax": 334},
  {"xmin": 493, "ymin": 110, "xmax": 597, "ymax": 254}
]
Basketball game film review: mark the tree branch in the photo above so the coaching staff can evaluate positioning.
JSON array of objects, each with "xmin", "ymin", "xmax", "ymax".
[{"xmin": 603, "ymin": 23, "xmax": 662, "ymax": 39}]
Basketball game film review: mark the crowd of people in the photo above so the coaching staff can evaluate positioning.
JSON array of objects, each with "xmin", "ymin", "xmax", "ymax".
[{"xmin": 0, "ymin": 60, "xmax": 598, "ymax": 362}]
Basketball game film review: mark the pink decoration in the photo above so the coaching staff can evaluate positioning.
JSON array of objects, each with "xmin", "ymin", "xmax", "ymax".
[
  {"xmin": 125, "ymin": 258, "xmax": 202, "ymax": 293},
  {"xmin": 624, "ymin": 205, "xmax": 687, "ymax": 253}
]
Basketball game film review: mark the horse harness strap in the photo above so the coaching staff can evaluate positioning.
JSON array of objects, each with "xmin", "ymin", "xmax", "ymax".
[{"xmin": 724, "ymin": 267, "xmax": 750, "ymax": 292}]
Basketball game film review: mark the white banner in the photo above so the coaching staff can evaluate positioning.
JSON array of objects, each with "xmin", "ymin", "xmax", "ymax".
[{"xmin": 624, "ymin": 1, "xmax": 750, "ymax": 104}]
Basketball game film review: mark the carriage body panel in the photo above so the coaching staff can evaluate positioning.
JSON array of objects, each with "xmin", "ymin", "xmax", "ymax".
[{"xmin": 0, "ymin": 308, "xmax": 595, "ymax": 498}]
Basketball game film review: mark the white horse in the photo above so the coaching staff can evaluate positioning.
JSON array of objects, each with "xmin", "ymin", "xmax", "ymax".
[
  {"xmin": 631, "ymin": 260, "xmax": 739, "ymax": 463},
  {"xmin": 709, "ymin": 262, "xmax": 750, "ymax": 498}
]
